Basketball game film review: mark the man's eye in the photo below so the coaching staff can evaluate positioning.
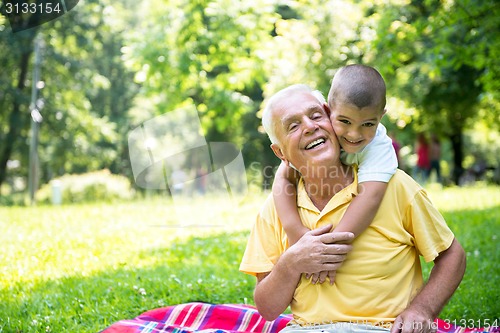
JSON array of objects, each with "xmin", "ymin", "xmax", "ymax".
[
  {"xmin": 311, "ymin": 113, "xmax": 323, "ymax": 120},
  {"xmin": 288, "ymin": 123, "xmax": 298, "ymax": 131}
]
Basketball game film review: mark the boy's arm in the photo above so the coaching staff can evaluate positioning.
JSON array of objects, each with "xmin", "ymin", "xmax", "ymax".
[
  {"xmin": 272, "ymin": 162, "xmax": 309, "ymax": 245},
  {"xmin": 336, "ymin": 124, "xmax": 397, "ymax": 237},
  {"xmin": 334, "ymin": 181, "xmax": 387, "ymax": 237}
]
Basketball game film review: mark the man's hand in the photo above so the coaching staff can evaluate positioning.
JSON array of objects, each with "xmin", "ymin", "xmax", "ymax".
[
  {"xmin": 390, "ymin": 308, "xmax": 437, "ymax": 333},
  {"xmin": 288, "ymin": 224, "xmax": 354, "ymax": 276},
  {"xmin": 254, "ymin": 224, "xmax": 353, "ymax": 321}
]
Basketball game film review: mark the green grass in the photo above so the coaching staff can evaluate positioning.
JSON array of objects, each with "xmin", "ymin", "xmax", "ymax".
[{"xmin": 0, "ymin": 186, "xmax": 499, "ymax": 332}]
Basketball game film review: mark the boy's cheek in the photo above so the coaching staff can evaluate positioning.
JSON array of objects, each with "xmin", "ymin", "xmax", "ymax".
[{"xmin": 330, "ymin": 123, "xmax": 342, "ymax": 136}]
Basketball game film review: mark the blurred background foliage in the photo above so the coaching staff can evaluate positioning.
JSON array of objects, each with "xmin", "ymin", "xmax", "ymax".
[{"xmin": 0, "ymin": 0, "xmax": 499, "ymax": 204}]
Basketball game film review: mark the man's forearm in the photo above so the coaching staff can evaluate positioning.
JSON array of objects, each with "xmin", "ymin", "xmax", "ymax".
[
  {"xmin": 409, "ymin": 238, "xmax": 466, "ymax": 318},
  {"xmin": 391, "ymin": 238, "xmax": 466, "ymax": 333},
  {"xmin": 254, "ymin": 251, "xmax": 302, "ymax": 321}
]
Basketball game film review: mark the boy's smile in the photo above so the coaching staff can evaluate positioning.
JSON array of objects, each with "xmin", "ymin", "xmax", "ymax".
[{"xmin": 329, "ymin": 102, "xmax": 385, "ymax": 154}]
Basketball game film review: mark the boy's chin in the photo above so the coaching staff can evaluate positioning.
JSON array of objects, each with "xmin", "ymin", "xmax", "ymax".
[{"xmin": 340, "ymin": 144, "xmax": 366, "ymax": 154}]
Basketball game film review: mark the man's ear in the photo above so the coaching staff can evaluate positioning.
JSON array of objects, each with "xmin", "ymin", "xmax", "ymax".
[{"xmin": 270, "ymin": 143, "xmax": 289, "ymax": 165}]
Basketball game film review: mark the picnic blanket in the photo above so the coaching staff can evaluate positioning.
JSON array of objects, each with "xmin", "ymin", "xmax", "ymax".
[{"xmin": 100, "ymin": 302, "xmax": 499, "ymax": 333}]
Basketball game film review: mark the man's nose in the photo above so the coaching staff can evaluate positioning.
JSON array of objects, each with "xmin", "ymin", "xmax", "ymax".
[{"xmin": 303, "ymin": 118, "xmax": 319, "ymax": 134}]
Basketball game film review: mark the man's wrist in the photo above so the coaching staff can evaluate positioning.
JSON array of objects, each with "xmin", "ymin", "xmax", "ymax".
[
  {"xmin": 279, "ymin": 247, "xmax": 303, "ymax": 279},
  {"xmin": 407, "ymin": 300, "xmax": 438, "ymax": 320}
]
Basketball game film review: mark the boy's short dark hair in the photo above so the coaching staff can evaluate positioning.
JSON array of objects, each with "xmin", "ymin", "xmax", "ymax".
[{"xmin": 328, "ymin": 64, "xmax": 386, "ymax": 113}]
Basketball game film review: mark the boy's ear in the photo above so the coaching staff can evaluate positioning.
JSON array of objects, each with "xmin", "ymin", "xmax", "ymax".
[
  {"xmin": 380, "ymin": 108, "xmax": 387, "ymax": 118},
  {"xmin": 270, "ymin": 143, "xmax": 289, "ymax": 165}
]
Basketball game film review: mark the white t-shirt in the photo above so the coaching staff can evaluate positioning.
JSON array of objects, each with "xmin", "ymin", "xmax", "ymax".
[{"xmin": 341, "ymin": 124, "xmax": 397, "ymax": 183}]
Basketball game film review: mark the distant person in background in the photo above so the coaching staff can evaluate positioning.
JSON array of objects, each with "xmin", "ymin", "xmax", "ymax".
[
  {"xmin": 414, "ymin": 133, "xmax": 430, "ymax": 184},
  {"xmin": 171, "ymin": 168, "xmax": 188, "ymax": 195},
  {"xmin": 429, "ymin": 135, "xmax": 442, "ymax": 184},
  {"xmin": 195, "ymin": 166, "xmax": 208, "ymax": 195}
]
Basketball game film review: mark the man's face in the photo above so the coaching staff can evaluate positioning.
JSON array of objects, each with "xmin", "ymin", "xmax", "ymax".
[
  {"xmin": 329, "ymin": 102, "xmax": 385, "ymax": 154},
  {"xmin": 271, "ymin": 92, "xmax": 340, "ymax": 172}
]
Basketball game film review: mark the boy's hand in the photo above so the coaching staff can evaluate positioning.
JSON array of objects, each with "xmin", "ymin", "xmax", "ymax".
[{"xmin": 307, "ymin": 270, "xmax": 336, "ymax": 285}]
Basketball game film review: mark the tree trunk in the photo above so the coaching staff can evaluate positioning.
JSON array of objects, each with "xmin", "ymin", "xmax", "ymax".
[
  {"xmin": 0, "ymin": 51, "xmax": 33, "ymax": 195},
  {"xmin": 449, "ymin": 131, "xmax": 464, "ymax": 185}
]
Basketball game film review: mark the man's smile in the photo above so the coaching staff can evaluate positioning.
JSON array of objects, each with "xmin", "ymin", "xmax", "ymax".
[{"xmin": 305, "ymin": 137, "xmax": 326, "ymax": 150}]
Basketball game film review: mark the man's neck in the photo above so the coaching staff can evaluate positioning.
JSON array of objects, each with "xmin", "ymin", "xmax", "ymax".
[{"xmin": 303, "ymin": 164, "xmax": 354, "ymax": 211}]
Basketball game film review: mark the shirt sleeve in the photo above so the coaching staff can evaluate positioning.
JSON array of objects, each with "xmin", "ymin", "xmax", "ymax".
[
  {"xmin": 342, "ymin": 124, "xmax": 398, "ymax": 183},
  {"xmin": 405, "ymin": 189, "xmax": 455, "ymax": 262},
  {"xmin": 239, "ymin": 196, "xmax": 286, "ymax": 276}
]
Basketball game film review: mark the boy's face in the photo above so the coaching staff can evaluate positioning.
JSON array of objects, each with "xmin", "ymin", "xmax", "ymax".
[{"xmin": 329, "ymin": 102, "xmax": 385, "ymax": 154}]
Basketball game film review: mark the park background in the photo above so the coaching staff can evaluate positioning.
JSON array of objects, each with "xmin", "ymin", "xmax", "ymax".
[{"xmin": 0, "ymin": 0, "xmax": 499, "ymax": 332}]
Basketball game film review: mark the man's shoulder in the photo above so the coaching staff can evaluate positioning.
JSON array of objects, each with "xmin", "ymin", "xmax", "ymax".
[
  {"xmin": 388, "ymin": 169, "xmax": 424, "ymax": 195},
  {"xmin": 257, "ymin": 192, "xmax": 280, "ymax": 224}
]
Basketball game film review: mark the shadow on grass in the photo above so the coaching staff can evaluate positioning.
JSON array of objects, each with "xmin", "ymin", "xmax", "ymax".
[{"xmin": 1, "ymin": 230, "xmax": 256, "ymax": 333}]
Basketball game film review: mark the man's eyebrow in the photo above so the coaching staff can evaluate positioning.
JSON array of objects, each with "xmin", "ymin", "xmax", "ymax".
[
  {"xmin": 281, "ymin": 104, "xmax": 324, "ymax": 127},
  {"xmin": 281, "ymin": 114, "xmax": 296, "ymax": 127}
]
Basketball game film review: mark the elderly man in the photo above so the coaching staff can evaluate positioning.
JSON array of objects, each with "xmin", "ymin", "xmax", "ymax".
[{"xmin": 239, "ymin": 84, "xmax": 466, "ymax": 333}]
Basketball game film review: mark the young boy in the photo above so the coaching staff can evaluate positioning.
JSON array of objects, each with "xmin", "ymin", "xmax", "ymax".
[{"xmin": 272, "ymin": 64, "xmax": 398, "ymax": 284}]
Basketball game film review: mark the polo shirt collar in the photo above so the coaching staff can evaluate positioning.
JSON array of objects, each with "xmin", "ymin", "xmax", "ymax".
[{"xmin": 296, "ymin": 170, "xmax": 358, "ymax": 218}]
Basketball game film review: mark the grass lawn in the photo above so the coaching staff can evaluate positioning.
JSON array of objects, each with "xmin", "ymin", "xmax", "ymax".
[{"xmin": 0, "ymin": 185, "xmax": 499, "ymax": 332}]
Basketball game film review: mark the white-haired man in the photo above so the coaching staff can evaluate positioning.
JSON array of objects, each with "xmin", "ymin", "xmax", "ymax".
[{"xmin": 240, "ymin": 84, "xmax": 466, "ymax": 333}]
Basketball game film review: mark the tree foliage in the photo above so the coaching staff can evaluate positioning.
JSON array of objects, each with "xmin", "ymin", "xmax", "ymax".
[
  {"xmin": 0, "ymin": 0, "xmax": 498, "ymax": 196},
  {"xmin": 370, "ymin": 0, "xmax": 500, "ymax": 183},
  {"xmin": 0, "ymin": 0, "xmax": 139, "ymax": 194}
]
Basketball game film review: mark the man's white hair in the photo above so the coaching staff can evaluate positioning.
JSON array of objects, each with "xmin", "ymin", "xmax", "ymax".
[{"xmin": 261, "ymin": 84, "xmax": 326, "ymax": 144}]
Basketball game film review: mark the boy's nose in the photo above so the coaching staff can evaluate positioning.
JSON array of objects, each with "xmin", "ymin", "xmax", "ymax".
[{"xmin": 347, "ymin": 129, "xmax": 362, "ymax": 140}]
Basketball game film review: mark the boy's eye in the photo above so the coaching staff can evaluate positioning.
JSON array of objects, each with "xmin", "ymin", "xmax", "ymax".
[
  {"xmin": 363, "ymin": 123, "xmax": 375, "ymax": 127},
  {"xmin": 339, "ymin": 119, "xmax": 350, "ymax": 124}
]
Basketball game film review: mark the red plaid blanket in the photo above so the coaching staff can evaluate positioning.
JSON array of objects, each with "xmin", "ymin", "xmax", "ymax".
[{"xmin": 100, "ymin": 302, "xmax": 499, "ymax": 333}]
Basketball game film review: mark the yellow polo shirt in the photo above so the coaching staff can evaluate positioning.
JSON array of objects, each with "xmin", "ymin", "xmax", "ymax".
[{"xmin": 240, "ymin": 170, "xmax": 454, "ymax": 326}]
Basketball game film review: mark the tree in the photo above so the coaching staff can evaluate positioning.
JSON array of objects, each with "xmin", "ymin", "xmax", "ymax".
[
  {"xmin": 0, "ymin": 0, "xmax": 140, "ymax": 196},
  {"xmin": 0, "ymin": 5, "xmax": 40, "ymax": 194},
  {"xmin": 125, "ymin": 0, "xmax": 279, "ymax": 186},
  {"xmin": 370, "ymin": 0, "xmax": 500, "ymax": 184}
]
